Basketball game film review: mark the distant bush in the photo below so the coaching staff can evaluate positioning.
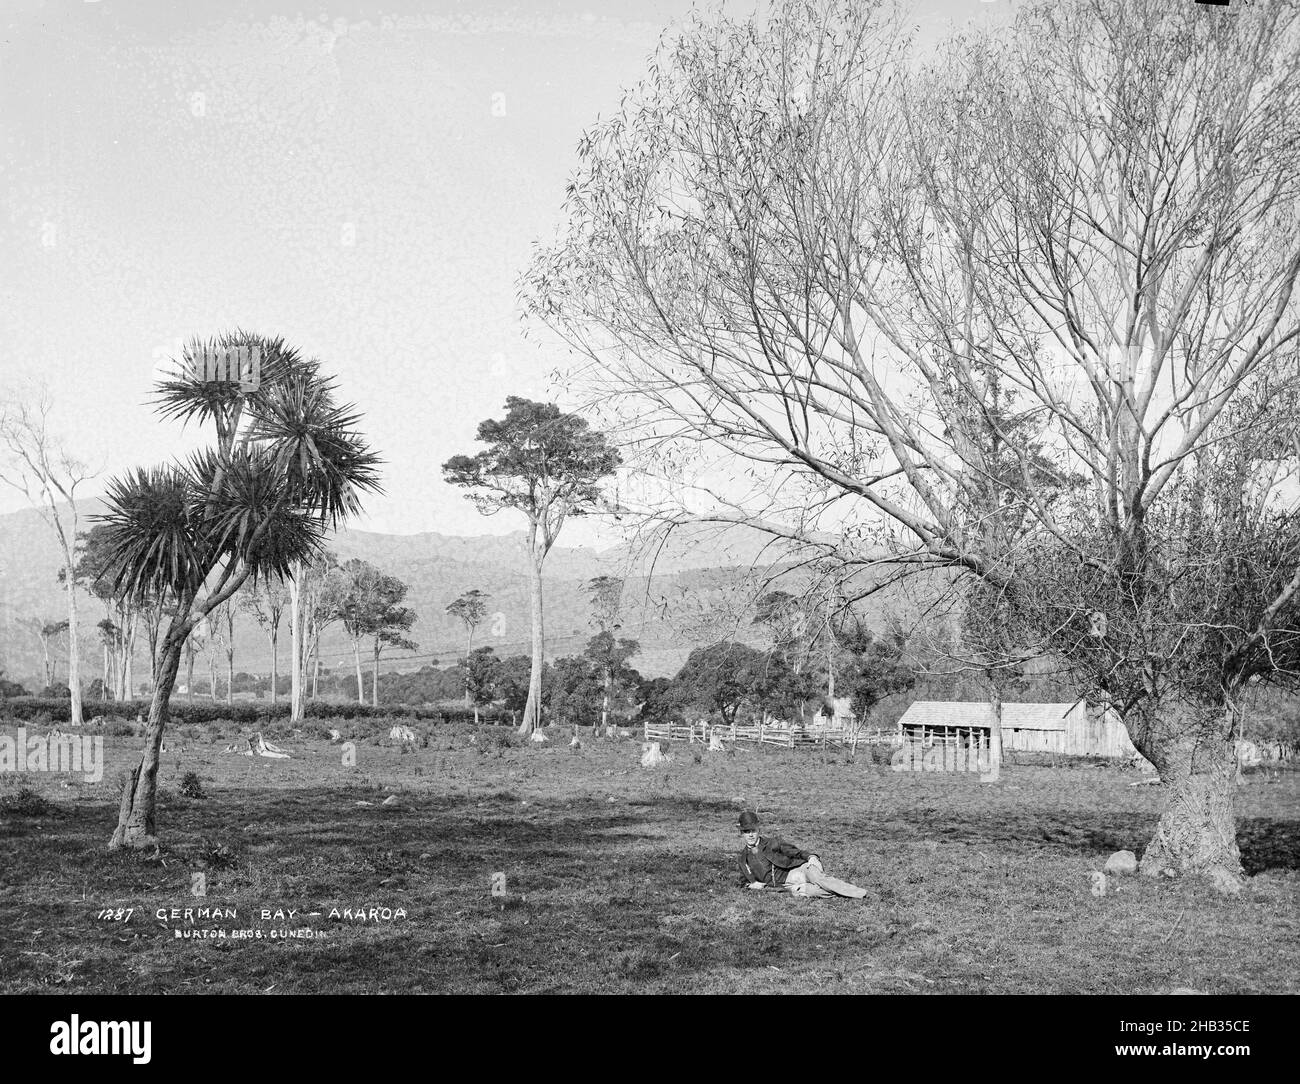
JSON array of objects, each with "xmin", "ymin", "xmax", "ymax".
[
  {"xmin": 178, "ymin": 771, "xmax": 206, "ymax": 800},
  {"xmin": 484, "ymin": 729, "xmax": 524, "ymax": 757},
  {"xmin": 0, "ymin": 787, "xmax": 61, "ymax": 816},
  {"xmin": 197, "ymin": 839, "xmax": 238, "ymax": 869}
]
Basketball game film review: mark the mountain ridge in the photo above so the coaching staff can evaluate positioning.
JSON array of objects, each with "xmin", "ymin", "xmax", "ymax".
[{"xmin": 0, "ymin": 498, "xmax": 812, "ymax": 688}]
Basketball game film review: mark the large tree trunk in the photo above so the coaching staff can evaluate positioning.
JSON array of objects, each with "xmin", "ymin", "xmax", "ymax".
[
  {"xmin": 65, "ymin": 575, "xmax": 84, "ymax": 725},
  {"xmin": 185, "ymin": 651, "xmax": 195, "ymax": 704},
  {"xmin": 145, "ymin": 612, "xmax": 161, "ymax": 691},
  {"xmin": 987, "ymin": 674, "xmax": 1004, "ymax": 779},
  {"xmin": 269, "ymin": 627, "xmax": 279, "ymax": 705},
  {"xmin": 353, "ymin": 639, "xmax": 364, "ymax": 705},
  {"xmin": 288, "ymin": 572, "xmax": 304, "ymax": 722},
  {"xmin": 119, "ymin": 617, "xmax": 136, "ymax": 701},
  {"xmin": 520, "ymin": 550, "xmax": 545, "ymax": 735},
  {"xmin": 371, "ymin": 643, "xmax": 380, "ymax": 708},
  {"xmin": 226, "ymin": 650, "xmax": 234, "ymax": 705},
  {"xmin": 1128, "ymin": 701, "xmax": 1242, "ymax": 885},
  {"xmin": 109, "ymin": 642, "xmax": 183, "ymax": 850},
  {"xmin": 304, "ymin": 628, "xmax": 319, "ymax": 702},
  {"xmin": 127, "ymin": 617, "xmax": 137, "ymax": 699},
  {"xmin": 464, "ymin": 626, "xmax": 472, "ymax": 707}
]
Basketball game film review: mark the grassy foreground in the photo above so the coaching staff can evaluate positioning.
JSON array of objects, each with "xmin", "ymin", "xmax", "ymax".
[{"xmin": 1, "ymin": 721, "xmax": 1298, "ymax": 994}]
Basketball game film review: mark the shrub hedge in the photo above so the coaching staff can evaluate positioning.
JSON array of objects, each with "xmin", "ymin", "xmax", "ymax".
[{"xmin": 0, "ymin": 696, "xmax": 503, "ymax": 726}]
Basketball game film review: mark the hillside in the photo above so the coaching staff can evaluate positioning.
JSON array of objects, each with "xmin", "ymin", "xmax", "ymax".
[{"xmin": 0, "ymin": 499, "xmax": 865, "ymax": 689}]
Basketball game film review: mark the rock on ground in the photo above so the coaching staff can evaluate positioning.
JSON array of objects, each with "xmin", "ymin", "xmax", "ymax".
[
  {"xmin": 1103, "ymin": 850, "xmax": 1139, "ymax": 875},
  {"xmin": 1207, "ymin": 866, "xmax": 1243, "ymax": 896}
]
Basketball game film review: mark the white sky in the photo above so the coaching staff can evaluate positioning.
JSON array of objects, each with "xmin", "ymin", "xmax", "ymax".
[{"xmin": 0, "ymin": 0, "xmax": 1014, "ymax": 544}]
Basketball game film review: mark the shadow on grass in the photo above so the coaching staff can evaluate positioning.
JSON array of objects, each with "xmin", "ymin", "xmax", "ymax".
[
  {"xmin": 878, "ymin": 804, "xmax": 1300, "ymax": 875},
  {"xmin": 1, "ymin": 788, "xmax": 747, "ymax": 886},
  {"xmin": 1238, "ymin": 817, "xmax": 1300, "ymax": 875},
  {"xmin": 886, "ymin": 806, "xmax": 1148, "ymax": 855}
]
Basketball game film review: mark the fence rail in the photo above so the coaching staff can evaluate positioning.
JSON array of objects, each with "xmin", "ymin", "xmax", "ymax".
[{"xmin": 644, "ymin": 720, "xmax": 898, "ymax": 749}]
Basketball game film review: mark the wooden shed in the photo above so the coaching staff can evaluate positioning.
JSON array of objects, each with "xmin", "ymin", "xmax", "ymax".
[{"xmin": 896, "ymin": 701, "xmax": 1140, "ymax": 759}]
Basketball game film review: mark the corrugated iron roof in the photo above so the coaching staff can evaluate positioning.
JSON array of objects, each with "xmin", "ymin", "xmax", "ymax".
[{"xmin": 897, "ymin": 701, "xmax": 1083, "ymax": 731}]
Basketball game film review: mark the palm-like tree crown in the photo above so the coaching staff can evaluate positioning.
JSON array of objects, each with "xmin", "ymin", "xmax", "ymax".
[{"xmin": 96, "ymin": 331, "xmax": 383, "ymax": 609}]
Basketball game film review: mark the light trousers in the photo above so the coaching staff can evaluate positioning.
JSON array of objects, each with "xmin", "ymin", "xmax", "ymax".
[{"xmin": 783, "ymin": 855, "xmax": 868, "ymax": 899}]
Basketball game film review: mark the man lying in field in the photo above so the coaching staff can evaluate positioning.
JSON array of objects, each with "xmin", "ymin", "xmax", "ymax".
[{"xmin": 736, "ymin": 810, "xmax": 868, "ymax": 899}]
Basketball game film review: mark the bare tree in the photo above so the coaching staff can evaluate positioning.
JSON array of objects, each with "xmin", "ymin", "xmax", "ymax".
[
  {"xmin": 0, "ymin": 389, "xmax": 97, "ymax": 723},
  {"xmin": 240, "ymin": 575, "xmax": 288, "ymax": 703},
  {"xmin": 94, "ymin": 617, "xmax": 119, "ymax": 698},
  {"xmin": 21, "ymin": 616, "xmax": 68, "ymax": 690},
  {"xmin": 337, "ymin": 559, "xmax": 384, "ymax": 705},
  {"xmin": 209, "ymin": 599, "xmax": 239, "ymax": 705},
  {"xmin": 182, "ymin": 621, "xmax": 207, "ymax": 705},
  {"xmin": 285, "ymin": 552, "xmax": 342, "ymax": 718},
  {"xmin": 63, "ymin": 525, "xmax": 143, "ymax": 701},
  {"xmin": 523, "ymin": 0, "xmax": 1300, "ymax": 886},
  {"xmin": 446, "ymin": 588, "xmax": 491, "ymax": 705},
  {"xmin": 304, "ymin": 554, "xmax": 346, "ymax": 700},
  {"xmin": 206, "ymin": 633, "xmax": 220, "ymax": 702}
]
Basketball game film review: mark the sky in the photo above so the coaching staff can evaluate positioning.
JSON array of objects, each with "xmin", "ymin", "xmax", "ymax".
[{"xmin": 0, "ymin": 0, "xmax": 1014, "ymax": 544}]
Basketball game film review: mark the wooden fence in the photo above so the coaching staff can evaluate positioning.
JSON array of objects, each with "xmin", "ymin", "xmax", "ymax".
[{"xmin": 644, "ymin": 719, "xmax": 898, "ymax": 749}]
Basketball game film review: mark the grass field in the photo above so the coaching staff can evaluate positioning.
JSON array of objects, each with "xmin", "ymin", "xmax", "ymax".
[{"xmin": 2, "ymin": 720, "xmax": 1298, "ymax": 994}]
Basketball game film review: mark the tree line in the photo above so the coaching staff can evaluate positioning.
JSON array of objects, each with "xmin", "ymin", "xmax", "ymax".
[{"xmin": 13, "ymin": 530, "xmax": 419, "ymax": 709}]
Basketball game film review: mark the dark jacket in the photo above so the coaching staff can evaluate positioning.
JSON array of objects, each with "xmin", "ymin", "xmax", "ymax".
[{"xmin": 738, "ymin": 835, "xmax": 813, "ymax": 887}]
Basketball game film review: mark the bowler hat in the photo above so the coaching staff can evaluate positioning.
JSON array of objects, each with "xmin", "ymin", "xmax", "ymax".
[{"xmin": 738, "ymin": 810, "xmax": 761, "ymax": 832}]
